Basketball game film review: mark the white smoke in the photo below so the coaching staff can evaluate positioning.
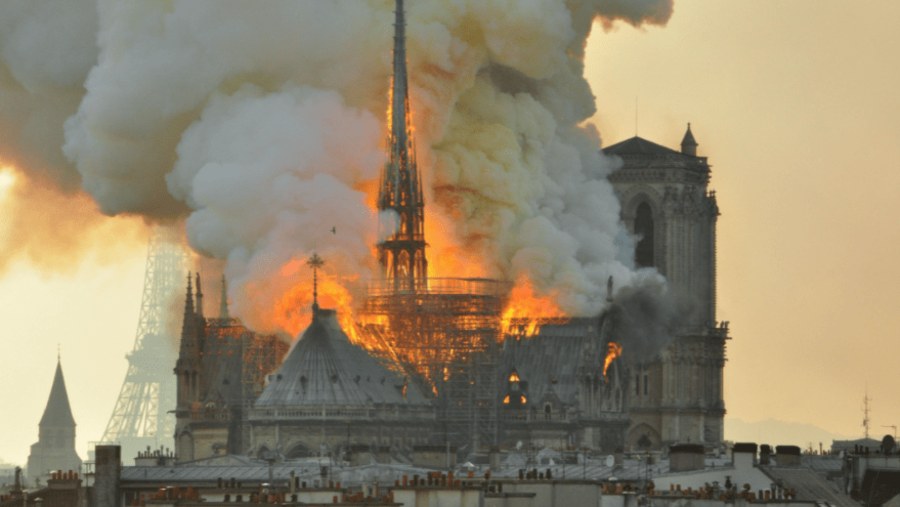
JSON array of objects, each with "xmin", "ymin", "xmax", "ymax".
[{"xmin": 1, "ymin": 0, "xmax": 674, "ymax": 331}]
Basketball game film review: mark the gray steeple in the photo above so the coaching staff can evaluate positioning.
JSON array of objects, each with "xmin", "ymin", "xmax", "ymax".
[{"xmin": 39, "ymin": 359, "xmax": 76, "ymax": 428}]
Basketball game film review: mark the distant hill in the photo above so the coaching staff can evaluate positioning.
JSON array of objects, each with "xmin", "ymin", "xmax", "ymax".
[{"xmin": 726, "ymin": 417, "xmax": 856, "ymax": 452}]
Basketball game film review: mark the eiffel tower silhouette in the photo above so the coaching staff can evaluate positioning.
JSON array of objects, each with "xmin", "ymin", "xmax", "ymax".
[{"xmin": 99, "ymin": 226, "xmax": 188, "ymax": 461}]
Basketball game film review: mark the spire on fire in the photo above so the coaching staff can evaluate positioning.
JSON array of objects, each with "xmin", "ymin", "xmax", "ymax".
[{"xmin": 377, "ymin": 0, "xmax": 427, "ymax": 292}]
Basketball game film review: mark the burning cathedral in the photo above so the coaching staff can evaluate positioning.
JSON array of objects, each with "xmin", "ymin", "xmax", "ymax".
[{"xmin": 173, "ymin": 0, "xmax": 727, "ymax": 462}]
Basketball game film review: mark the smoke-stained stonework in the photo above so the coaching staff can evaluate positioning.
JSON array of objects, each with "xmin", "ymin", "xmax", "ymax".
[{"xmin": 605, "ymin": 127, "xmax": 728, "ymax": 447}]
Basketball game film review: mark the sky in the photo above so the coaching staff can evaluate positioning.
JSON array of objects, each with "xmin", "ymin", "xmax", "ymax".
[{"xmin": 3, "ymin": 0, "xmax": 900, "ymax": 465}]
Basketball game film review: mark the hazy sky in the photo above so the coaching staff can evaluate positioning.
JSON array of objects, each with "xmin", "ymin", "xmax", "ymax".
[
  {"xmin": 3, "ymin": 0, "xmax": 900, "ymax": 465},
  {"xmin": 585, "ymin": 0, "xmax": 900, "ymax": 445}
]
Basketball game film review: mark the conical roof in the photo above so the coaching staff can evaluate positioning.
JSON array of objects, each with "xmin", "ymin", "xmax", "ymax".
[
  {"xmin": 39, "ymin": 360, "xmax": 76, "ymax": 428},
  {"xmin": 255, "ymin": 308, "xmax": 427, "ymax": 407},
  {"xmin": 681, "ymin": 122, "xmax": 698, "ymax": 155}
]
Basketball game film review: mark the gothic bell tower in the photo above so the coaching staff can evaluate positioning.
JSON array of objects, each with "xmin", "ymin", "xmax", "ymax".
[
  {"xmin": 377, "ymin": 0, "xmax": 428, "ymax": 292},
  {"xmin": 605, "ymin": 124, "xmax": 728, "ymax": 448}
]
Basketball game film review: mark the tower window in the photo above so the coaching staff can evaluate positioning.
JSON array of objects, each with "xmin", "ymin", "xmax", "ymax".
[{"xmin": 635, "ymin": 202, "xmax": 655, "ymax": 268}]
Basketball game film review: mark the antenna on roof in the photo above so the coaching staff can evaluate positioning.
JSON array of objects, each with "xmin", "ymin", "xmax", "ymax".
[{"xmin": 863, "ymin": 389, "xmax": 872, "ymax": 440}]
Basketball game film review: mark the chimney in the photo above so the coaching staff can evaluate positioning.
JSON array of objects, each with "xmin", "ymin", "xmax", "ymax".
[
  {"xmin": 94, "ymin": 445, "xmax": 122, "ymax": 507},
  {"xmin": 732, "ymin": 442, "xmax": 757, "ymax": 470}
]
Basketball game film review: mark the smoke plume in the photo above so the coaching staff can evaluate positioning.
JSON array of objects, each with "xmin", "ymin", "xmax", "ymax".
[{"xmin": 0, "ymin": 0, "xmax": 674, "ymax": 333}]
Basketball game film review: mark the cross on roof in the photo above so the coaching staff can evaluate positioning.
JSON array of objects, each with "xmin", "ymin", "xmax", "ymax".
[{"xmin": 307, "ymin": 253, "xmax": 325, "ymax": 310}]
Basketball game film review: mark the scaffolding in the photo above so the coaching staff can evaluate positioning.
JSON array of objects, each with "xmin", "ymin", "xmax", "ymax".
[
  {"xmin": 360, "ymin": 277, "xmax": 509, "ymax": 453},
  {"xmin": 192, "ymin": 316, "xmax": 288, "ymax": 454}
]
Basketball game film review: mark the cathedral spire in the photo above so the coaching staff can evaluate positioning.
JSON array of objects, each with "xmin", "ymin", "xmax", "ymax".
[
  {"xmin": 180, "ymin": 273, "xmax": 197, "ymax": 342},
  {"xmin": 377, "ymin": 0, "xmax": 428, "ymax": 292},
  {"xmin": 184, "ymin": 273, "xmax": 194, "ymax": 317}
]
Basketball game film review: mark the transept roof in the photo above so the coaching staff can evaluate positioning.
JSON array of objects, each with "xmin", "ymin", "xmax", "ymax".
[{"xmin": 254, "ymin": 308, "xmax": 428, "ymax": 408}]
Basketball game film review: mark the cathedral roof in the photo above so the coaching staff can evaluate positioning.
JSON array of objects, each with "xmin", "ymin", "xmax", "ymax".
[
  {"xmin": 604, "ymin": 136, "xmax": 685, "ymax": 158},
  {"xmin": 39, "ymin": 360, "xmax": 76, "ymax": 428},
  {"xmin": 500, "ymin": 318, "xmax": 600, "ymax": 406},
  {"xmin": 603, "ymin": 135, "xmax": 709, "ymax": 174},
  {"xmin": 254, "ymin": 308, "xmax": 428, "ymax": 408}
]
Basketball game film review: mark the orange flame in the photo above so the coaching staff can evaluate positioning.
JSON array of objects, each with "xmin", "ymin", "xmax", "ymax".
[
  {"xmin": 602, "ymin": 341, "xmax": 623, "ymax": 379},
  {"xmin": 261, "ymin": 257, "xmax": 361, "ymax": 338},
  {"xmin": 501, "ymin": 277, "xmax": 565, "ymax": 337}
]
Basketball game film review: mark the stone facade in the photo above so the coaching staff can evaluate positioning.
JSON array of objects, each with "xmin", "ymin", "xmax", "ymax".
[
  {"xmin": 605, "ymin": 126, "xmax": 729, "ymax": 448},
  {"xmin": 173, "ymin": 274, "xmax": 287, "ymax": 462}
]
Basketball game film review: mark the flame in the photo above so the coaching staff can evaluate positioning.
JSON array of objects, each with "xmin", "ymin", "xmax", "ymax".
[
  {"xmin": 263, "ymin": 258, "xmax": 360, "ymax": 338},
  {"xmin": 602, "ymin": 341, "xmax": 623, "ymax": 379},
  {"xmin": 508, "ymin": 370, "xmax": 520, "ymax": 383},
  {"xmin": 501, "ymin": 276, "xmax": 565, "ymax": 337}
]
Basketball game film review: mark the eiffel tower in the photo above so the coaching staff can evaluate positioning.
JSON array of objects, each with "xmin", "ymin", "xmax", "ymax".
[{"xmin": 100, "ymin": 226, "xmax": 189, "ymax": 462}]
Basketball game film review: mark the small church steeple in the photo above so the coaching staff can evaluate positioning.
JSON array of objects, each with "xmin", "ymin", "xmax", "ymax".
[
  {"xmin": 28, "ymin": 356, "xmax": 81, "ymax": 479},
  {"xmin": 681, "ymin": 122, "xmax": 698, "ymax": 156},
  {"xmin": 39, "ymin": 358, "xmax": 76, "ymax": 428}
]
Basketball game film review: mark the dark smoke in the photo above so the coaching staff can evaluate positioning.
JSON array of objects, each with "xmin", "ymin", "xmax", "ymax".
[{"xmin": 604, "ymin": 279, "xmax": 682, "ymax": 362}]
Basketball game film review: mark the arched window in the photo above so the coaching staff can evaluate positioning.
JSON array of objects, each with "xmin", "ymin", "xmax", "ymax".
[{"xmin": 634, "ymin": 202, "xmax": 655, "ymax": 268}]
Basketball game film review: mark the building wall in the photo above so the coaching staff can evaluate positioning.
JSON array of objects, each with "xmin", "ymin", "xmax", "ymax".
[
  {"xmin": 249, "ymin": 416, "xmax": 433, "ymax": 458},
  {"xmin": 608, "ymin": 136, "xmax": 728, "ymax": 447}
]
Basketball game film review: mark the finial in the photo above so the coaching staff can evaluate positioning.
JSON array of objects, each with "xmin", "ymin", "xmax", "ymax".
[
  {"xmin": 219, "ymin": 274, "xmax": 230, "ymax": 319},
  {"xmin": 606, "ymin": 276, "xmax": 614, "ymax": 303},
  {"xmin": 307, "ymin": 253, "xmax": 325, "ymax": 312},
  {"xmin": 57, "ymin": 343, "xmax": 61, "ymax": 362},
  {"xmin": 184, "ymin": 272, "xmax": 194, "ymax": 314},
  {"xmin": 195, "ymin": 273, "xmax": 204, "ymax": 318}
]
